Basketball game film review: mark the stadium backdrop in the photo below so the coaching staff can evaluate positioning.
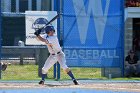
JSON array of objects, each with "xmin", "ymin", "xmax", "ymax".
[
  {"xmin": 54, "ymin": 0, "xmax": 124, "ymax": 79},
  {"xmin": 0, "ymin": 0, "xmax": 124, "ymax": 79},
  {"xmin": 62, "ymin": 0, "xmax": 124, "ymax": 67}
]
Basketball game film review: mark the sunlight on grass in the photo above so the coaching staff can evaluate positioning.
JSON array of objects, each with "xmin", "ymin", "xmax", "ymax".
[
  {"xmin": 2, "ymin": 65, "xmax": 102, "ymax": 80},
  {"xmin": 2, "ymin": 65, "xmax": 140, "ymax": 81}
]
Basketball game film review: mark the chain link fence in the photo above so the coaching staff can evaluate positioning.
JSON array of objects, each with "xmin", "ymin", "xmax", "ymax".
[
  {"xmin": 0, "ymin": 0, "xmax": 56, "ymax": 80},
  {"xmin": 0, "ymin": 0, "xmax": 103, "ymax": 80},
  {"xmin": 1, "ymin": 46, "xmax": 102, "ymax": 80},
  {"xmin": 62, "ymin": 0, "xmax": 124, "ymax": 79}
]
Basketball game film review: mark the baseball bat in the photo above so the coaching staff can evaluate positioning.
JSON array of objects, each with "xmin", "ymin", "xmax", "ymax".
[
  {"xmin": 43, "ymin": 14, "xmax": 61, "ymax": 51},
  {"xmin": 30, "ymin": 13, "xmax": 61, "ymax": 34},
  {"xmin": 44, "ymin": 13, "xmax": 60, "ymax": 27}
]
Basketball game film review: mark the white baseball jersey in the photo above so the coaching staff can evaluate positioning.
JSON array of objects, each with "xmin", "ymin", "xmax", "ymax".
[
  {"xmin": 42, "ymin": 34, "xmax": 62, "ymax": 54},
  {"xmin": 41, "ymin": 34, "xmax": 68, "ymax": 74}
]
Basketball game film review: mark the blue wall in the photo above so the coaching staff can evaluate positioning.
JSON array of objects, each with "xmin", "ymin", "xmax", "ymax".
[{"xmin": 63, "ymin": 0, "xmax": 124, "ymax": 67}]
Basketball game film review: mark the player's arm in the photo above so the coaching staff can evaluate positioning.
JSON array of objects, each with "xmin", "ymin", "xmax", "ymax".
[
  {"xmin": 37, "ymin": 36, "xmax": 53, "ymax": 47},
  {"xmin": 34, "ymin": 30, "xmax": 53, "ymax": 47},
  {"xmin": 34, "ymin": 30, "xmax": 49, "ymax": 44},
  {"xmin": 125, "ymin": 56, "xmax": 130, "ymax": 66},
  {"xmin": 36, "ymin": 35, "xmax": 48, "ymax": 43},
  {"xmin": 36, "ymin": 35, "xmax": 51, "ymax": 45}
]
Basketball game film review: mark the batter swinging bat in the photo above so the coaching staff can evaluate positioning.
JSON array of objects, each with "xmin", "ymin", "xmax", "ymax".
[{"xmin": 42, "ymin": 14, "xmax": 60, "ymax": 50}]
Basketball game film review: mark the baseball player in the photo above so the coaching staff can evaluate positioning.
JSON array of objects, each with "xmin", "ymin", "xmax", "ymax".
[{"xmin": 34, "ymin": 26, "xmax": 79, "ymax": 85}]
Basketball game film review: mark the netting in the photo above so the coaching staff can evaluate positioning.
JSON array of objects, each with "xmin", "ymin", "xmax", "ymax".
[
  {"xmin": 0, "ymin": 0, "xmax": 125, "ymax": 80},
  {"xmin": 0, "ymin": 0, "xmax": 54, "ymax": 80},
  {"xmin": 62, "ymin": 0, "xmax": 124, "ymax": 80}
]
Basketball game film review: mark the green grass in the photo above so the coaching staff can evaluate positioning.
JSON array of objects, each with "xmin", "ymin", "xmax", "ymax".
[
  {"xmin": 60, "ymin": 68, "xmax": 105, "ymax": 80},
  {"xmin": 2, "ymin": 65, "xmax": 40, "ymax": 80},
  {"xmin": 1, "ymin": 65, "xmax": 140, "ymax": 80},
  {"xmin": 1, "ymin": 65, "xmax": 104, "ymax": 80}
]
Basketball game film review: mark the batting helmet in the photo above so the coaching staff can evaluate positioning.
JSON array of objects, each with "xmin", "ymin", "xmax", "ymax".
[{"xmin": 43, "ymin": 26, "xmax": 55, "ymax": 34}]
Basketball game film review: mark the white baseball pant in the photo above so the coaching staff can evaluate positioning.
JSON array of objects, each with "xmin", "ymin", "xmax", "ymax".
[{"xmin": 42, "ymin": 51, "xmax": 68, "ymax": 74}]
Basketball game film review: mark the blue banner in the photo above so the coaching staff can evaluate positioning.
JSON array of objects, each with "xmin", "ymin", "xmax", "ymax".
[{"xmin": 63, "ymin": 0, "xmax": 124, "ymax": 67}]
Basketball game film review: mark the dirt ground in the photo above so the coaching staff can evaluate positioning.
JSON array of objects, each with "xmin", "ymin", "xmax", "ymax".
[{"xmin": 0, "ymin": 81, "xmax": 140, "ymax": 92}]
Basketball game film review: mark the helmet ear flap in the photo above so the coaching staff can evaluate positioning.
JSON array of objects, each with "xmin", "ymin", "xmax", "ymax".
[
  {"xmin": 46, "ymin": 30, "xmax": 55, "ymax": 34},
  {"xmin": 53, "ymin": 29, "xmax": 55, "ymax": 32},
  {"xmin": 51, "ymin": 26, "xmax": 55, "ymax": 32}
]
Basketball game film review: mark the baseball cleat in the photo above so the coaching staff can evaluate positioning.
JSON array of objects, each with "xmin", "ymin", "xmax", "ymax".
[
  {"xmin": 73, "ymin": 79, "xmax": 79, "ymax": 85},
  {"xmin": 39, "ymin": 80, "xmax": 45, "ymax": 85}
]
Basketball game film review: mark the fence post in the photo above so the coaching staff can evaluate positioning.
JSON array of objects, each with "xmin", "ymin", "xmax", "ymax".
[
  {"xmin": 0, "ymin": 0, "xmax": 2, "ymax": 79},
  {"xmin": 53, "ymin": 63, "xmax": 57, "ymax": 79},
  {"xmin": 38, "ymin": 47, "xmax": 48, "ymax": 78},
  {"xmin": 35, "ymin": 48, "xmax": 40, "ymax": 65},
  {"xmin": 121, "ymin": 0, "xmax": 125, "ymax": 77},
  {"xmin": 0, "ymin": 63, "xmax": 1, "ymax": 79},
  {"xmin": 57, "ymin": 62, "xmax": 60, "ymax": 80},
  {"xmin": 53, "ymin": 0, "xmax": 61, "ymax": 80},
  {"xmin": 20, "ymin": 54, "xmax": 23, "ymax": 65},
  {"xmin": 56, "ymin": 0, "xmax": 61, "ymax": 80}
]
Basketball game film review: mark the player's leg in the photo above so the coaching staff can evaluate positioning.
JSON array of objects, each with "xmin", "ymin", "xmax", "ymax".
[
  {"xmin": 136, "ymin": 64, "xmax": 140, "ymax": 76},
  {"xmin": 125, "ymin": 65, "xmax": 131, "ymax": 77},
  {"xmin": 57, "ymin": 52, "xmax": 79, "ymax": 85},
  {"xmin": 39, "ymin": 55, "xmax": 57, "ymax": 84}
]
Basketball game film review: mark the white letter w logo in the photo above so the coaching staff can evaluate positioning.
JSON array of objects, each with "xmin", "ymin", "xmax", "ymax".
[{"xmin": 72, "ymin": 0, "xmax": 110, "ymax": 44}]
